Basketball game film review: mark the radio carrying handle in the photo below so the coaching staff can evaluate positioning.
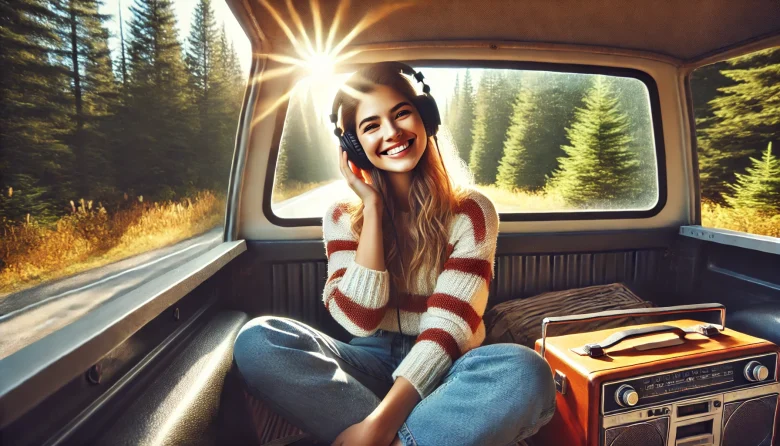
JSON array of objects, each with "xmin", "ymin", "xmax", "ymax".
[{"xmin": 539, "ymin": 303, "xmax": 726, "ymax": 360}]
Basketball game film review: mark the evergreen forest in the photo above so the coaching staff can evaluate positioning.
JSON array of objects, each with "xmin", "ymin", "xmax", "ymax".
[
  {"xmin": 1, "ymin": 0, "xmax": 246, "ymax": 294},
  {"xmin": 277, "ymin": 50, "xmax": 778, "ymax": 229},
  {"xmin": 1, "ymin": 0, "xmax": 246, "ymax": 225}
]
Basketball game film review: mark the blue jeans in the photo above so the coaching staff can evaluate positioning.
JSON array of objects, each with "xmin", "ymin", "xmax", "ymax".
[{"xmin": 233, "ymin": 316, "xmax": 556, "ymax": 446}]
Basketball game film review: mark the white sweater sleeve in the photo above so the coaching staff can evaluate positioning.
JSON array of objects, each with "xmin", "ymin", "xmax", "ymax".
[{"xmin": 322, "ymin": 201, "xmax": 390, "ymax": 336}]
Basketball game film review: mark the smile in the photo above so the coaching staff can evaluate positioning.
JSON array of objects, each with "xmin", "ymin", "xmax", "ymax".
[{"xmin": 380, "ymin": 138, "xmax": 415, "ymax": 156}]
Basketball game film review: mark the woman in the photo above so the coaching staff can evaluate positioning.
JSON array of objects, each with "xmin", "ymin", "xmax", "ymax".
[{"xmin": 233, "ymin": 62, "xmax": 555, "ymax": 446}]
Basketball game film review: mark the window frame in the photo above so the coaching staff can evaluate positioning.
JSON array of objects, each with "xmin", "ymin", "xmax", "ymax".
[
  {"xmin": 0, "ymin": 241, "xmax": 246, "ymax": 429},
  {"xmin": 262, "ymin": 59, "xmax": 668, "ymax": 227}
]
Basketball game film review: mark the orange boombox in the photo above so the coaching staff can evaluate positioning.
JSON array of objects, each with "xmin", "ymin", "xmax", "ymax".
[{"xmin": 534, "ymin": 304, "xmax": 779, "ymax": 446}]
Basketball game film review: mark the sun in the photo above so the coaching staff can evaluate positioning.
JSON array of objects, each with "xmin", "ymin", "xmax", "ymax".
[
  {"xmin": 250, "ymin": 0, "xmax": 414, "ymax": 125},
  {"xmin": 306, "ymin": 53, "xmax": 335, "ymax": 77}
]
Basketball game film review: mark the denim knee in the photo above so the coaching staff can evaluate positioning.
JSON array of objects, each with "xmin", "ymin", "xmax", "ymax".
[
  {"xmin": 233, "ymin": 315, "xmax": 288, "ymax": 382},
  {"xmin": 491, "ymin": 344, "xmax": 556, "ymax": 418}
]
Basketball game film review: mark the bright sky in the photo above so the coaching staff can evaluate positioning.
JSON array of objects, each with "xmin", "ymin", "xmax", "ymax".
[{"xmin": 100, "ymin": 0, "xmax": 253, "ymax": 76}]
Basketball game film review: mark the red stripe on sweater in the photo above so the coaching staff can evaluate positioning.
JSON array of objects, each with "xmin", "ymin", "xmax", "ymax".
[
  {"xmin": 330, "ymin": 287, "xmax": 385, "ymax": 330},
  {"xmin": 327, "ymin": 268, "xmax": 347, "ymax": 284},
  {"xmin": 454, "ymin": 198, "xmax": 486, "ymax": 243},
  {"xmin": 326, "ymin": 240, "xmax": 358, "ymax": 258},
  {"xmin": 443, "ymin": 257, "xmax": 492, "ymax": 284},
  {"xmin": 416, "ymin": 328, "xmax": 461, "ymax": 361},
  {"xmin": 399, "ymin": 293, "xmax": 428, "ymax": 313},
  {"xmin": 331, "ymin": 203, "xmax": 349, "ymax": 223},
  {"xmin": 427, "ymin": 293, "xmax": 482, "ymax": 332}
]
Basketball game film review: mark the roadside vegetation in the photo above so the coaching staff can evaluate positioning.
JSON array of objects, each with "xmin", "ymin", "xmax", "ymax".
[{"xmin": 0, "ymin": 192, "xmax": 224, "ymax": 297}]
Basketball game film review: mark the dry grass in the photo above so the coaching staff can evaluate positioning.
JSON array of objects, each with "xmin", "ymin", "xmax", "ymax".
[
  {"xmin": 477, "ymin": 186, "xmax": 780, "ymax": 238},
  {"xmin": 701, "ymin": 201, "xmax": 780, "ymax": 238},
  {"xmin": 474, "ymin": 185, "xmax": 567, "ymax": 212},
  {"xmin": 0, "ymin": 191, "xmax": 225, "ymax": 297}
]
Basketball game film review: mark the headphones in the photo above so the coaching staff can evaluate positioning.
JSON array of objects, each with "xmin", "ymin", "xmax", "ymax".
[{"xmin": 329, "ymin": 62, "xmax": 442, "ymax": 171}]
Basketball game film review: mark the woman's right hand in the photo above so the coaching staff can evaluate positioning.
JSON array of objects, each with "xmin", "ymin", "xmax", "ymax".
[{"xmin": 339, "ymin": 149, "xmax": 381, "ymax": 207}]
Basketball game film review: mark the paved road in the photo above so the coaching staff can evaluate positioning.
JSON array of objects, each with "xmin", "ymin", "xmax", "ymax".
[
  {"xmin": 273, "ymin": 181, "xmax": 354, "ymax": 219},
  {"xmin": 0, "ymin": 182, "xmax": 352, "ymax": 359},
  {"xmin": 0, "ymin": 227, "xmax": 223, "ymax": 359}
]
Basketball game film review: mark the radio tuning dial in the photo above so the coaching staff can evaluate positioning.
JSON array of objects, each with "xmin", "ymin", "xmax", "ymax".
[
  {"xmin": 616, "ymin": 384, "xmax": 639, "ymax": 407},
  {"xmin": 744, "ymin": 361, "xmax": 769, "ymax": 382}
]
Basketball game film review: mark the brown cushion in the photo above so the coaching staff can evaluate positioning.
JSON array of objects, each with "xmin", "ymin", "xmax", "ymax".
[{"xmin": 483, "ymin": 283, "xmax": 655, "ymax": 348}]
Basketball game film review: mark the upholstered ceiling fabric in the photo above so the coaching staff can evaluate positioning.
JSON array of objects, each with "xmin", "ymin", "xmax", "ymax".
[{"xmin": 245, "ymin": 0, "xmax": 780, "ymax": 62}]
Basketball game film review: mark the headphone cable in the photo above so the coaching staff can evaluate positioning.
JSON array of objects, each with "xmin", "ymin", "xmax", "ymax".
[{"xmin": 380, "ymin": 195, "xmax": 405, "ymax": 345}]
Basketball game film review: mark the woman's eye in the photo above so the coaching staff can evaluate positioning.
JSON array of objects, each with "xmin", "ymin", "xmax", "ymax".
[
  {"xmin": 396, "ymin": 110, "xmax": 411, "ymax": 118},
  {"xmin": 363, "ymin": 124, "xmax": 378, "ymax": 132}
]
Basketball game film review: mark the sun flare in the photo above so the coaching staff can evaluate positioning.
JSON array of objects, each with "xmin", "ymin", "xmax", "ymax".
[{"xmin": 251, "ymin": 0, "xmax": 414, "ymax": 125}]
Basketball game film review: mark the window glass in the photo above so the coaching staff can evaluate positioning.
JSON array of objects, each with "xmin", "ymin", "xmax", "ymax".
[
  {"xmin": 272, "ymin": 67, "xmax": 659, "ymax": 219},
  {"xmin": 691, "ymin": 47, "xmax": 779, "ymax": 238},
  {"xmin": 0, "ymin": 0, "xmax": 250, "ymax": 358}
]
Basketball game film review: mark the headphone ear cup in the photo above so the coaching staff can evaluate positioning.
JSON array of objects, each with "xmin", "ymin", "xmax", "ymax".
[
  {"xmin": 414, "ymin": 95, "xmax": 441, "ymax": 137},
  {"xmin": 341, "ymin": 131, "xmax": 373, "ymax": 171}
]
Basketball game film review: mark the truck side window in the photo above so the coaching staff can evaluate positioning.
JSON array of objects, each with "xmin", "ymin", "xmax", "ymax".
[
  {"xmin": 690, "ymin": 47, "xmax": 779, "ymax": 238},
  {"xmin": 0, "ymin": 0, "xmax": 250, "ymax": 359}
]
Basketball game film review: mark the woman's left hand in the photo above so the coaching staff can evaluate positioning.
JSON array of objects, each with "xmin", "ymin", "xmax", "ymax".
[{"xmin": 331, "ymin": 418, "xmax": 396, "ymax": 446}]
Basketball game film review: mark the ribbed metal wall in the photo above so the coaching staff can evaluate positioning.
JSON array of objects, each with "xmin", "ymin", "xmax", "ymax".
[
  {"xmin": 260, "ymin": 249, "xmax": 667, "ymax": 335},
  {"xmin": 489, "ymin": 249, "xmax": 666, "ymax": 306}
]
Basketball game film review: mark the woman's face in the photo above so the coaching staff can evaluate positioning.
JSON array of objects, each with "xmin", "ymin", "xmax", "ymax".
[{"xmin": 354, "ymin": 85, "xmax": 428, "ymax": 173}]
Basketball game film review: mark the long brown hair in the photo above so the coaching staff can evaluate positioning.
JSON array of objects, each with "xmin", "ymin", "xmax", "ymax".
[{"xmin": 338, "ymin": 63, "xmax": 471, "ymax": 300}]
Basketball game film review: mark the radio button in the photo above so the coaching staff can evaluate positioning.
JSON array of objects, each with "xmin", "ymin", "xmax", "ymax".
[
  {"xmin": 744, "ymin": 361, "xmax": 769, "ymax": 382},
  {"xmin": 616, "ymin": 385, "xmax": 639, "ymax": 407}
]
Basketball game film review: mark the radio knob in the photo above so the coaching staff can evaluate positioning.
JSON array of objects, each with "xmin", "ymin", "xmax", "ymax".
[
  {"xmin": 744, "ymin": 361, "xmax": 769, "ymax": 382},
  {"xmin": 616, "ymin": 384, "xmax": 639, "ymax": 407}
]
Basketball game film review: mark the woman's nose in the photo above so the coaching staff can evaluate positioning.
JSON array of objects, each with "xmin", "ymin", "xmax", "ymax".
[{"xmin": 384, "ymin": 122, "xmax": 402, "ymax": 141}]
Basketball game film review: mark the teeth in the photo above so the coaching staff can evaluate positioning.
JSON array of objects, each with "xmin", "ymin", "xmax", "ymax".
[{"xmin": 386, "ymin": 141, "xmax": 410, "ymax": 156}]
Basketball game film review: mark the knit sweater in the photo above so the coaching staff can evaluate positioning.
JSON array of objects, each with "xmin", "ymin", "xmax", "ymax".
[{"xmin": 321, "ymin": 188, "xmax": 499, "ymax": 398}]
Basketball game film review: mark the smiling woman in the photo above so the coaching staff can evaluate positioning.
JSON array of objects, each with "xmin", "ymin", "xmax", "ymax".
[{"xmin": 236, "ymin": 61, "xmax": 556, "ymax": 445}]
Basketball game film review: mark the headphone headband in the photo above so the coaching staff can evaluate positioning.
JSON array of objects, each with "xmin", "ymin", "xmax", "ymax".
[{"xmin": 329, "ymin": 62, "xmax": 432, "ymax": 130}]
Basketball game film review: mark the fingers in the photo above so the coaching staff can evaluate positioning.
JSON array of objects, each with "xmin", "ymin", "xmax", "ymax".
[
  {"xmin": 339, "ymin": 149, "xmax": 363, "ymax": 184},
  {"xmin": 350, "ymin": 160, "xmax": 362, "ymax": 178},
  {"xmin": 339, "ymin": 149, "xmax": 351, "ymax": 180}
]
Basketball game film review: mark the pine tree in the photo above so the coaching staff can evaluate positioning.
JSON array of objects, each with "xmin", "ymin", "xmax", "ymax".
[
  {"xmin": 120, "ymin": 0, "xmax": 195, "ymax": 199},
  {"xmin": 699, "ymin": 48, "xmax": 780, "ymax": 201},
  {"xmin": 186, "ymin": 0, "xmax": 224, "ymax": 190},
  {"xmin": 548, "ymin": 77, "xmax": 641, "ymax": 208},
  {"xmin": 279, "ymin": 97, "xmax": 313, "ymax": 185},
  {"xmin": 497, "ymin": 72, "xmax": 591, "ymax": 192},
  {"xmin": 452, "ymin": 69, "xmax": 475, "ymax": 163},
  {"xmin": 723, "ymin": 142, "xmax": 780, "ymax": 213},
  {"xmin": 609, "ymin": 76, "xmax": 658, "ymax": 206},
  {"xmin": 224, "ymin": 30, "xmax": 245, "ymax": 101},
  {"xmin": 54, "ymin": 0, "xmax": 119, "ymax": 199},
  {"xmin": 117, "ymin": 0, "xmax": 129, "ymax": 89},
  {"xmin": 496, "ymin": 86, "xmax": 536, "ymax": 191},
  {"xmin": 469, "ymin": 70, "xmax": 515, "ymax": 184},
  {"xmin": 0, "ymin": 0, "xmax": 72, "ymax": 223},
  {"xmin": 212, "ymin": 26, "xmax": 245, "ymax": 191},
  {"xmin": 445, "ymin": 72, "xmax": 460, "ymax": 130}
]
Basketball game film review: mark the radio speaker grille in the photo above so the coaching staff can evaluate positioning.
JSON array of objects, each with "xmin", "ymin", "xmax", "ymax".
[
  {"xmin": 605, "ymin": 417, "xmax": 668, "ymax": 446},
  {"xmin": 722, "ymin": 394, "xmax": 778, "ymax": 446}
]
